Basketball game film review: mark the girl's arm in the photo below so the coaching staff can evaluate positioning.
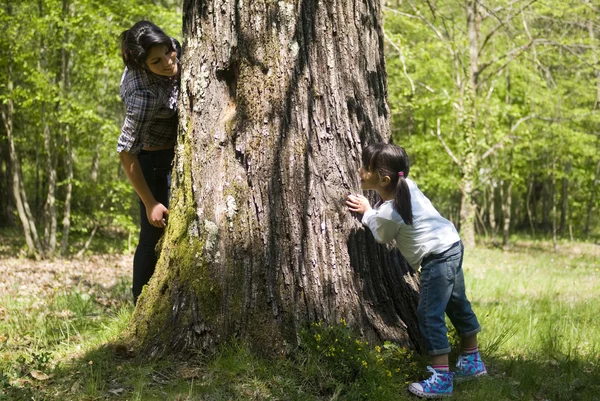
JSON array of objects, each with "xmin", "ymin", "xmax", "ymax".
[
  {"xmin": 119, "ymin": 151, "xmax": 168, "ymax": 228},
  {"xmin": 347, "ymin": 194, "xmax": 397, "ymax": 244},
  {"xmin": 361, "ymin": 209, "xmax": 398, "ymax": 244}
]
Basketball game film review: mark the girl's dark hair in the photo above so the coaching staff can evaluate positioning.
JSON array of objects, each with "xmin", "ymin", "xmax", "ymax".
[
  {"xmin": 362, "ymin": 143, "xmax": 413, "ymax": 225},
  {"xmin": 119, "ymin": 20, "xmax": 175, "ymax": 70}
]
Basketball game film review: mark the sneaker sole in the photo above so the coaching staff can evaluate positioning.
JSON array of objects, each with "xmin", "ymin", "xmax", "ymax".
[{"xmin": 408, "ymin": 385, "xmax": 452, "ymax": 398}]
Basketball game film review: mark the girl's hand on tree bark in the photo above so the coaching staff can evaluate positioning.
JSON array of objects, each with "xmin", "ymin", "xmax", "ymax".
[{"xmin": 346, "ymin": 194, "xmax": 371, "ymax": 215}]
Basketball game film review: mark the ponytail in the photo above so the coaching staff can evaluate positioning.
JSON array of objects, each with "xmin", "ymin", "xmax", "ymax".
[{"xmin": 394, "ymin": 171, "xmax": 413, "ymax": 225}]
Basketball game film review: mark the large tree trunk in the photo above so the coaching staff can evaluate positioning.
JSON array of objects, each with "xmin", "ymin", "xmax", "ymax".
[{"xmin": 131, "ymin": 0, "xmax": 421, "ymax": 356}]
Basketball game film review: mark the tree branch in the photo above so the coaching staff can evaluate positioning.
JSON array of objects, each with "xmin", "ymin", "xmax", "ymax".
[
  {"xmin": 478, "ymin": 39, "xmax": 537, "ymax": 77},
  {"xmin": 478, "ymin": 0, "xmax": 538, "ymax": 56},
  {"xmin": 382, "ymin": 6, "xmax": 420, "ymax": 20},
  {"xmin": 405, "ymin": 0, "xmax": 454, "ymax": 54},
  {"xmin": 384, "ymin": 33, "xmax": 415, "ymax": 94},
  {"xmin": 483, "ymin": 0, "xmax": 532, "ymax": 19},
  {"xmin": 432, "ymin": 118, "xmax": 462, "ymax": 169}
]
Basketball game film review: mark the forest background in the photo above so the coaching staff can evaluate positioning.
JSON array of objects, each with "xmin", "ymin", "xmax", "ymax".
[
  {"xmin": 1, "ymin": 0, "xmax": 598, "ymax": 257},
  {"xmin": 1, "ymin": 0, "xmax": 599, "ymax": 258}
]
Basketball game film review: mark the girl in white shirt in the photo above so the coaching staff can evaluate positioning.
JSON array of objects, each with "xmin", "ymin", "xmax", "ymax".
[{"xmin": 346, "ymin": 143, "xmax": 486, "ymax": 398}]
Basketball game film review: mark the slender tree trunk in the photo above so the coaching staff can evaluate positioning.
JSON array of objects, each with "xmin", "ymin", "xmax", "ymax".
[
  {"xmin": 61, "ymin": 129, "xmax": 73, "ymax": 255},
  {"xmin": 488, "ymin": 163, "xmax": 497, "ymax": 243},
  {"xmin": 131, "ymin": 0, "xmax": 421, "ymax": 356},
  {"xmin": 542, "ymin": 170, "xmax": 551, "ymax": 232},
  {"xmin": 0, "ymin": 126, "xmax": 13, "ymax": 227},
  {"xmin": 42, "ymin": 105, "xmax": 58, "ymax": 256},
  {"xmin": 526, "ymin": 174, "xmax": 535, "ymax": 236},
  {"xmin": 502, "ymin": 68, "xmax": 512, "ymax": 248},
  {"xmin": 585, "ymin": 159, "xmax": 600, "ymax": 236},
  {"xmin": 60, "ymin": 0, "xmax": 73, "ymax": 255},
  {"xmin": 502, "ymin": 179, "xmax": 513, "ymax": 249},
  {"xmin": 559, "ymin": 161, "xmax": 570, "ymax": 235},
  {"xmin": 589, "ymin": 21, "xmax": 600, "ymax": 110},
  {"xmin": 585, "ymin": 22, "xmax": 599, "ymax": 237},
  {"xmin": 2, "ymin": 57, "xmax": 42, "ymax": 257},
  {"xmin": 91, "ymin": 144, "xmax": 100, "ymax": 182},
  {"xmin": 552, "ymin": 158, "xmax": 557, "ymax": 251},
  {"xmin": 459, "ymin": 0, "xmax": 481, "ymax": 247}
]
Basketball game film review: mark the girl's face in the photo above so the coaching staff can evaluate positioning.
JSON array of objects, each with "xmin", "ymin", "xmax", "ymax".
[
  {"xmin": 145, "ymin": 45, "xmax": 178, "ymax": 77},
  {"xmin": 359, "ymin": 165, "xmax": 381, "ymax": 191}
]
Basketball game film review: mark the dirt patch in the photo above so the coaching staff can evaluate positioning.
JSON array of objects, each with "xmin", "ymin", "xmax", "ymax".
[{"xmin": 0, "ymin": 254, "xmax": 132, "ymax": 300}]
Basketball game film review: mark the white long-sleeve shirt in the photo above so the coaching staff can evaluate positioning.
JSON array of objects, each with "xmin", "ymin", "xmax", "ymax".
[{"xmin": 361, "ymin": 178, "xmax": 460, "ymax": 269}]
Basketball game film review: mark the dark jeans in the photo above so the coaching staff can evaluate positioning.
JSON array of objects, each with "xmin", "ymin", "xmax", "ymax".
[
  {"xmin": 132, "ymin": 148, "xmax": 174, "ymax": 304},
  {"xmin": 417, "ymin": 241, "xmax": 481, "ymax": 355}
]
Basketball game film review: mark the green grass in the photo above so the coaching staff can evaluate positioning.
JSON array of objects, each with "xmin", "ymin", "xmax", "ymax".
[{"xmin": 1, "ymin": 238, "xmax": 599, "ymax": 400}]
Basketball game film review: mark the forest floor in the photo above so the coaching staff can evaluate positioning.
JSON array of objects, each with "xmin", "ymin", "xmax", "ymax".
[
  {"xmin": 0, "ymin": 253, "xmax": 132, "ymax": 310},
  {"xmin": 1, "ymin": 230, "xmax": 600, "ymax": 400}
]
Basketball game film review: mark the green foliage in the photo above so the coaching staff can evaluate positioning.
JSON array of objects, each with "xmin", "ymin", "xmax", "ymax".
[
  {"xmin": 0, "ymin": 0, "xmax": 181, "ymax": 255},
  {"xmin": 298, "ymin": 320, "xmax": 421, "ymax": 394},
  {"xmin": 384, "ymin": 1, "xmax": 600, "ymax": 239}
]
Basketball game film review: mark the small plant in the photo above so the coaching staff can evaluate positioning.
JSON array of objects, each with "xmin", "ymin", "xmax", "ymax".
[{"xmin": 298, "ymin": 319, "xmax": 423, "ymax": 400}]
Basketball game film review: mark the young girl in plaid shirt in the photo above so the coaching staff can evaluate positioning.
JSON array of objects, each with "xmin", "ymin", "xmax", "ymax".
[{"xmin": 117, "ymin": 21, "xmax": 180, "ymax": 305}]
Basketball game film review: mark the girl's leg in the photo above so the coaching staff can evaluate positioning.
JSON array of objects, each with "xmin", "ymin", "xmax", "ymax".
[
  {"xmin": 409, "ymin": 248, "xmax": 459, "ymax": 398},
  {"xmin": 431, "ymin": 354, "xmax": 449, "ymax": 367},
  {"xmin": 132, "ymin": 205, "xmax": 163, "ymax": 304},
  {"xmin": 445, "ymin": 243, "xmax": 481, "ymax": 340},
  {"xmin": 132, "ymin": 150, "xmax": 173, "ymax": 305},
  {"xmin": 461, "ymin": 334, "xmax": 478, "ymax": 351},
  {"xmin": 416, "ymin": 256, "xmax": 455, "ymax": 358},
  {"xmin": 444, "ymin": 243, "xmax": 486, "ymax": 378},
  {"xmin": 132, "ymin": 151, "xmax": 162, "ymax": 304}
]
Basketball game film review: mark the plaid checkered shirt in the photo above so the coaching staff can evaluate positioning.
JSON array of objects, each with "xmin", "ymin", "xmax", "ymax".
[{"xmin": 117, "ymin": 41, "xmax": 180, "ymax": 155}]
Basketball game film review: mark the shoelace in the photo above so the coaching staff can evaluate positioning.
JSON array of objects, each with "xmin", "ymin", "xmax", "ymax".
[
  {"xmin": 423, "ymin": 366, "xmax": 441, "ymax": 385},
  {"xmin": 456, "ymin": 355, "xmax": 467, "ymax": 371}
]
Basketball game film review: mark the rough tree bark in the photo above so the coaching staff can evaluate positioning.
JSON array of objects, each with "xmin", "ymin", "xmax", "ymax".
[{"xmin": 131, "ymin": 0, "xmax": 421, "ymax": 356}]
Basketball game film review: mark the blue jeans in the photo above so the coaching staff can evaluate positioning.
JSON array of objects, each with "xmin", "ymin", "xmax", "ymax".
[
  {"xmin": 417, "ymin": 241, "xmax": 481, "ymax": 356},
  {"xmin": 132, "ymin": 148, "xmax": 174, "ymax": 304}
]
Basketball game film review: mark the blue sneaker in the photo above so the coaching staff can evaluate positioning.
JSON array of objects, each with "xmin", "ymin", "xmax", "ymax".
[
  {"xmin": 408, "ymin": 366, "xmax": 454, "ymax": 398},
  {"xmin": 455, "ymin": 352, "xmax": 487, "ymax": 380}
]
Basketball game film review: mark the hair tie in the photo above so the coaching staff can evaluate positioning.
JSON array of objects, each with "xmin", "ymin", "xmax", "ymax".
[{"xmin": 398, "ymin": 171, "xmax": 404, "ymax": 178}]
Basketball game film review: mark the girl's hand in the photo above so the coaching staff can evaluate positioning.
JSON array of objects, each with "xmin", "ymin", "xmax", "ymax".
[
  {"xmin": 147, "ymin": 202, "xmax": 169, "ymax": 228},
  {"xmin": 346, "ymin": 194, "xmax": 371, "ymax": 214}
]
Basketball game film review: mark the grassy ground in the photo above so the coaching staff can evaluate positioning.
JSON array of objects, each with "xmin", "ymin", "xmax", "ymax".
[{"xmin": 1, "ymin": 234, "xmax": 599, "ymax": 400}]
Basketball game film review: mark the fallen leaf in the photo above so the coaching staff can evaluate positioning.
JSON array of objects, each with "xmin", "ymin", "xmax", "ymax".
[
  {"xmin": 108, "ymin": 387, "xmax": 125, "ymax": 395},
  {"xmin": 30, "ymin": 370, "xmax": 51, "ymax": 381},
  {"xmin": 70, "ymin": 380, "xmax": 81, "ymax": 393}
]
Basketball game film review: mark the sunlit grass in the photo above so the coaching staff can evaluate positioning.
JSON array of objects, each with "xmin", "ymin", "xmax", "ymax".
[{"xmin": 1, "ymin": 239, "xmax": 599, "ymax": 400}]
